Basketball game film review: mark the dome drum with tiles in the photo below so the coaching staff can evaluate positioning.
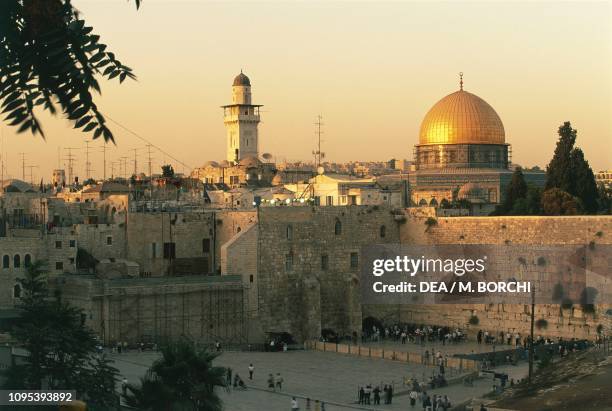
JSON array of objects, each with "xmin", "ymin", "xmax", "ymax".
[{"xmin": 415, "ymin": 87, "xmax": 509, "ymax": 170}]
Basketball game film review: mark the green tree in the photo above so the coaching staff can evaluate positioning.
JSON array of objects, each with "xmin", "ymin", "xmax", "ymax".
[
  {"xmin": 123, "ymin": 338, "xmax": 226, "ymax": 411},
  {"xmin": 597, "ymin": 185, "xmax": 611, "ymax": 214},
  {"xmin": 570, "ymin": 148, "xmax": 599, "ymax": 213},
  {"xmin": 546, "ymin": 122, "xmax": 576, "ymax": 193},
  {"xmin": 2, "ymin": 260, "xmax": 119, "ymax": 408},
  {"xmin": 545, "ymin": 122, "xmax": 599, "ymax": 213},
  {"xmin": 510, "ymin": 185, "xmax": 542, "ymax": 215},
  {"xmin": 496, "ymin": 167, "xmax": 528, "ymax": 214},
  {"xmin": 0, "ymin": 0, "xmax": 139, "ymax": 139},
  {"xmin": 540, "ymin": 188, "xmax": 580, "ymax": 216}
]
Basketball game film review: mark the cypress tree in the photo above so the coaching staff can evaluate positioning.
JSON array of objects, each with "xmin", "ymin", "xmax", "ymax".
[
  {"xmin": 546, "ymin": 122, "xmax": 576, "ymax": 193},
  {"xmin": 570, "ymin": 148, "xmax": 599, "ymax": 213},
  {"xmin": 545, "ymin": 122, "xmax": 599, "ymax": 213}
]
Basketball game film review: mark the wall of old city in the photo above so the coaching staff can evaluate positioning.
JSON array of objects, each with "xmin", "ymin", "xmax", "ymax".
[
  {"xmin": 360, "ymin": 215, "xmax": 612, "ymax": 340},
  {"xmin": 255, "ymin": 205, "xmax": 401, "ymax": 341}
]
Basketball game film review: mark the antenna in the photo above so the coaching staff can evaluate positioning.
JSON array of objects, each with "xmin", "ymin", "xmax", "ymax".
[
  {"xmin": 84, "ymin": 141, "xmax": 92, "ymax": 180},
  {"xmin": 100, "ymin": 144, "xmax": 107, "ymax": 181},
  {"xmin": 312, "ymin": 115, "xmax": 325, "ymax": 168},
  {"xmin": 131, "ymin": 148, "xmax": 140, "ymax": 176},
  {"xmin": 64, "ymin": 147, "xmax": 79, "ymax": 186},
  {"xmin": 25, "ymin": 165, "xmax": 39, "ymax": 186},
  {"xmin": 120, "ymin": 156, "xmax": 128, "ymax": 180},
  {"xmin": 19, "ymin": 152, "xmax": 26, "ymax": 180}
]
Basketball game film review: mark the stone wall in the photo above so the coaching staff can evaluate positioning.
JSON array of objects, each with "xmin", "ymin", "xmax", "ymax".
[
  {"xmin": 364, "ymin": 215, "xmax": 612, "ymax": 340},
  {"xmin": 255, "ymin": 206, "xmax": 401, "ymax": 341},
  {"xmin": 60, "ymin": 274, "xmax": 247, "ymax": 345}
]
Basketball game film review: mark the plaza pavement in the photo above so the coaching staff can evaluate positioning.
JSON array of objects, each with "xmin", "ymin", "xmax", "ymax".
[{"xmin": 109, "ymin": 349, "xmax": 529, "ymax": 411}]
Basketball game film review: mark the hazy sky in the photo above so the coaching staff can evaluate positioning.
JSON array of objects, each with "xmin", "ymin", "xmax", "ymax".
[{"xmin": 1, "ymin": 0, "xmax": 611, "ymax": 181}]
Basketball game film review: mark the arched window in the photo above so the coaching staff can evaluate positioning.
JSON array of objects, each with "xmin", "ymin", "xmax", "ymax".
[
  {"xmin": 334, "ymin": 219, "xmax": 342, "ymax": 235},
  {"xmin": 418, "ymin": 199, "xmax": 428, "ymax": 206},
  {"xmin": 14, "ymin": 255, "xmax": 20, "ymax": 268},
  {"xmin": 286, "ymin": 225, "xmax": 293, "ymax": 240},
  {"xmin": 380, "ymin": 225, "xmax": 386, "ymax": 238},
  {"xmin": 2, "ymin": 255, "xmax": 9, "ymax": 269},
  {"xmin": 236, "ymin": 227, "xmax": 241, "ymax": 233},
  {"xmin": 13, "ymin": 284, "xmax": 21, "ymax": 299},
  {"xmin": 24, "ymin": 254, "xmax": 32, "ymax": 268},
  {"xmin": 429, "ymin": 198, "xmax": 438, "ymax": 207}
]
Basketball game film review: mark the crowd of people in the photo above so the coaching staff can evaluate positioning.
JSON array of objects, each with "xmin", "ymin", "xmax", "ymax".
[
  {"xmin": 357, "ymin": 384, "xmax": 394, "ymax": 405},
  {"xmin": 406, "ymin": 389, "xmax": 452, "ymax": 410},
  {"xmin": 361, "ymin": 324, "xmax": 467, "ymax": 346}
]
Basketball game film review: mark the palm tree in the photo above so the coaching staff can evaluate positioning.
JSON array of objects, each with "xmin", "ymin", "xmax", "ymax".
[{"xmin": 123, "ymin": 338, "xmax": 226, "ymax": 411}]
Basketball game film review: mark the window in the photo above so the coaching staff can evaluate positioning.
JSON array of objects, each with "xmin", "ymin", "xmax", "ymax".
[
  {"xmin": 69, "ymin": 258, "xmax": 75, "ymax": 264},
  {"xmin": 237, "ymin": 227, "xmax": 241, "ymax": 233},
  {"xmin": 55, "ymin": 241, "xmax": 62, "ymax": 249},
  {"xmin": 106, "ymin": 236, "xmax": 113, "ymax": 245},
  {"xmin": 286, "ymin": 225, "xmax": 293, "ymax": 241},
  {"xmin": 334, "ymin": 219, "xmax": 342, "ymax": 235},
  {"xmin": 13, "ymin": 284, "xmax": 21, "ymax": 299},
  {"xmin": 2, "ymin": 255, "xmax": 9, "ymax": 269},
  {"xmin": 249, "ymin": 274, "xmax": 254, "ymax": 283},
  {"xmin": 24, "ymin": 254, "xmax": 32, "ymax": 267},
  {"xmin": 163, "ymin": 242, "xmax": 176, "ymax": 259},
  {"xmin": 56, "ymin": 261, "xmax": 63, "ymax": 270},
  {"xmin": 69, "ymin": 239, "xmax": 76, "ymax": 247},
  {"xmin": 13, "ymin": 255, "xmax": 20, "ymax": 268},
  {"xmin": 380, "ymin": 225, "xmax": 386, "ymax": 238},
  {"xmin": 202, "ymin": 238, "xmax": 211, "ymax": 254},
  {"xmin": 285, "ymin": 254, "xmax": 293, "ymax": 271},
  {"xmin": 151, "ymin": 243, "xmax": 157, "ymax": 258},
  {"xmin": 350, "ymin": 252, "xmax": 359, "ymax": 269},
  {"xmin": 321, "ymin": 254, "xmax": 329, "ymax": 271},
  {"xmin": 326, "ymin": 196, "xmax": 334, "ymax": 206}
]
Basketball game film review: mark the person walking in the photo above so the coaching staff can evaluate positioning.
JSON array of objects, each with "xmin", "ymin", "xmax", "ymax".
[
  {"xmin": 291, "ymin": 397, "xmax": 299, "ymax": 411},
  {"xmin": 248, "ymin": 363, "xmax": 254, "ymax": 380},
  {"xmin": 409, "ymin": 389, "xmax": 418, "ymax": 407},
  {"xmin": 276, "ymin": 372, "xmax": 284, "ymax": 390}
]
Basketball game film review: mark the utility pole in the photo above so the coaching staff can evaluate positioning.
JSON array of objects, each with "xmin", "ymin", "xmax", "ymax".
[
  {"xmin": 528, "ymin": 282, "xmax": 535, "ymax": 384},
  {"xmin": 110, "ymin": 161, "xmax": 117, "ymax": 179}
]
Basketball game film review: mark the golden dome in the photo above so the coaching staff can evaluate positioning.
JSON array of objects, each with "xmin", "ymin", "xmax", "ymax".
[{"xmin": 419, "ymin": 89, "xmax": 505, "ymax": 145}]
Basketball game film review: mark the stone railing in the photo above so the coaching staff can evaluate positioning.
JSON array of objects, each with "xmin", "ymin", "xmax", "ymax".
[{"xmin": 305, "ymin": 340, "xmax": 479, "ymax": 371}]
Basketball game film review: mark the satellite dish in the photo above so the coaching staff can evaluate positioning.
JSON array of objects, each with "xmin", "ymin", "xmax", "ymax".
[
  {"xmin": 262, "ymin": 153, "xmax": 273, "ymax": 160},
  {"xmin": 317, "ymin": 166, "xmax": 325, "ymax": 175}
]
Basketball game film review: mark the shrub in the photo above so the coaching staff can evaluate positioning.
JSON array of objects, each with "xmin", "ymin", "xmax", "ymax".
[
  {"xmin": 468, "ymin": 315, "xmax": 479, "ymax": 325},
  {"xmin": 536, "ymin": 319, "xmax": 548, "ymax": 329}
]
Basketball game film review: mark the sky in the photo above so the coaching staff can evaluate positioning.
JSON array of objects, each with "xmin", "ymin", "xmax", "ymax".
[{"xmin": 1, "ymin": 0, "xmax": 611, "ymax": 182}]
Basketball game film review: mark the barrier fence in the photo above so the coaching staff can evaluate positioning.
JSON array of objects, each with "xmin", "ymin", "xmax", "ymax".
[{"xmin": 305, "ymin": 340, "xmax": 479, "ymax": 371}]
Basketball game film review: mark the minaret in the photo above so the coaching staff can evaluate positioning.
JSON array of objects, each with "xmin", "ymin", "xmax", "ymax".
[{"xmin": 222, "ymin": 71, "xmax": 262, "ymax": 163}]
